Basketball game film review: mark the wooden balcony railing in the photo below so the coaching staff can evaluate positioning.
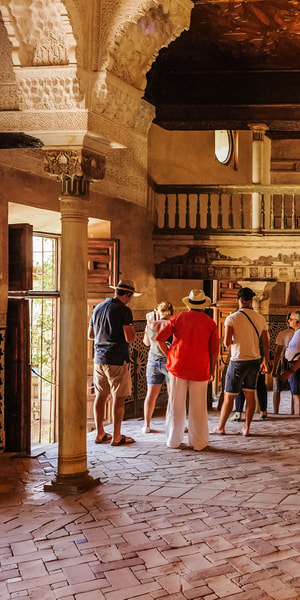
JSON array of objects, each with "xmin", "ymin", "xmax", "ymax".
[{"xmin": 152, "ymin": 184, "xmax": 300, "ymax": 234}]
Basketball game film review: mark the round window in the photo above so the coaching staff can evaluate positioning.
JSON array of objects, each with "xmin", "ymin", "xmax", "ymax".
[{"xmin": 215, "ymin": 130, "xmax": 233, "ymax": 165}]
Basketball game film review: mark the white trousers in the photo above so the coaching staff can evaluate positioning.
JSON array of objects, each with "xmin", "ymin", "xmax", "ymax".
[{"xmin": 166, "ymin": 374, "xmax": 209, "ymax": 451}]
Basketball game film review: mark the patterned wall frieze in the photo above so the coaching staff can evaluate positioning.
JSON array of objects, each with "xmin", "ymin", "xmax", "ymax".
[
  {"xmin": 0, "ymin": 109, "xmax": 88, "ymax": 133},
  {"xmin": 154, "ymin": 245, "xmax": 300, "ymax": 282}
]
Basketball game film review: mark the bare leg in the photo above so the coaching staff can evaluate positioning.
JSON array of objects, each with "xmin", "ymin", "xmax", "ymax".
[
  {"xmin": 111, "ymin": 395, "xmax": 135, "ymax": 445},
  {"xmin": 291, "ymin": 395, "xmax": 295, "ymax": 415},
  {"xmin": 292, "ymin": 394, "xmax": 300, "ymax": 414},
  {"xmin": 213, "ymin": 393, "xmax": 236, "ymax": 433},
  {"xmin": 144, "ymin": 384, "xmax": 162, "ymax": 429},
  {"xmin": 240, "ymin": 389, "xmax": 256, "ymax": 436},
  {"xmin": 93, "ymin": 391, "xmax": 109, "ymax": 442},
  {"xmin": 273, "ymin": 391, "xmax": 280, "ymax": 414}
]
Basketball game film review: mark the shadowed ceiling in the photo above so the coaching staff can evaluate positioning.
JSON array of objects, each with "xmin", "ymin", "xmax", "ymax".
[{"xmin": 145, "ymin": 0, "xmax": 300, "ymax": 134}]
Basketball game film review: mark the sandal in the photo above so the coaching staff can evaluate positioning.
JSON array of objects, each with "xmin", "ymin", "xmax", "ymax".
[
  {"xmin": 229, "ymin": 412, "xmax": 241, "ymax": 422},
  {"xmin": 111, "ymin": 435, "xmax": 136, "ymax": 446},
  {"xmin": 95, "ymin": 433, "xmax": 112, "ymax": 444}
]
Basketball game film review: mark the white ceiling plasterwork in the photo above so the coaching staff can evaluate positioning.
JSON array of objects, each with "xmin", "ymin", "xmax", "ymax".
[{"xmin": 0, "ymin": 0, "xmax": 192, "ymax": 206}]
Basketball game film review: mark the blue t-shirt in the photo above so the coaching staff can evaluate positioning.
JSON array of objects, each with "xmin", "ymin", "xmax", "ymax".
[{"xmin": 89, "ymin": 297, "xmax": 133, "ymax": 365}]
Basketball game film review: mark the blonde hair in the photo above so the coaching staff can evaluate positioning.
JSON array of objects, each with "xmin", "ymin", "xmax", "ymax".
[{"xmin": 156, "ymin": 301, "xmax": 173, "ymax": 317}]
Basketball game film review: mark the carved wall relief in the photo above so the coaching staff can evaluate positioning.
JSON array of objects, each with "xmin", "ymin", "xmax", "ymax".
[
  {"xmin": 16, "ymin": 67, "xmax": 84, "ymax": 110},
  {"xmin": 91, "ymin": 72, "xmax": 154, "ymax": 135}
]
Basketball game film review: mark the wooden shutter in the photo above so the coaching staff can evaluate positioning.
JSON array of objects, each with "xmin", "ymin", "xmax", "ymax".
[
  {"xmin": 5, "ymin": 299, "xmax": 31, "ymax": 452},
  {"xmin": 5, "ymin": 224, "xmax": 32, "ymax": 451},
  {"xmin": 9, "ymin": 224, "xmax": 33, "ymax": 292},
  {"xmin": 87, "ymin": 239, "xmax": 119, "ymax": 296}
]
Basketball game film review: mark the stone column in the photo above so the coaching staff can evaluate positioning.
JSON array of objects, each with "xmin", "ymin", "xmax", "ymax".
[
  {"xmin": 249, "ymin": 124, "xmax": 269, "ymax": 231},
  {"xmin": 43, "ymin": 149, "xmax": 105, "ymax": 492}
]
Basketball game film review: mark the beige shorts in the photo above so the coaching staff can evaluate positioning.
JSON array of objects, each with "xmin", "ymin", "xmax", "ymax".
[{"xmin": 94, "ymin": 363, "xmax": 132, "ymax": 398}]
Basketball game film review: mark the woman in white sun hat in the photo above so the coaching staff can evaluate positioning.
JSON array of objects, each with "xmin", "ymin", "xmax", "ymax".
[{"xmin": 155, "ymin": 289, "xmax": 219, "ymax": 451}]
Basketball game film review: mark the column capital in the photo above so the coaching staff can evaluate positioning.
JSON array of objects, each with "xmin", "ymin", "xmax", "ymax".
[
  {"xmin": 43, "ymin": 147, "xmax": 106, "ymax": 196},
  {"xmin": 248, "ymin": 123, "xmax": 269, "ymax": 141}
]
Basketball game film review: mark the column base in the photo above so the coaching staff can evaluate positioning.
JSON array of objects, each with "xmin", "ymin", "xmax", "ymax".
[{"xmin": 44, "ymin": 470, "xmax": 101, "ymax": 493}]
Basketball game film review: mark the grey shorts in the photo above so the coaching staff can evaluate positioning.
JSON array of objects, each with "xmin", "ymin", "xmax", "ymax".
[
  {"xmin": 225, "ymin": 359, "xmax": 260, "ymax": 394},
  {"xmin": 94, "ymin": 363, "xmax": 132, "ymax": 398},
  {"xmin": 273, "ymin": 375, "xmax": 290, "ymax": 393}
]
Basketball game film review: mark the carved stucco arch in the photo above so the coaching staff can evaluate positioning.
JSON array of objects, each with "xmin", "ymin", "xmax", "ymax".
[{"xmin": 90, "ymin": 0, "xmax": 192, "ymax": 137}]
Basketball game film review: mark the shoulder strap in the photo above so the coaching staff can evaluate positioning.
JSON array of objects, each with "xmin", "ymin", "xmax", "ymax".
[{"xmin": 239, "ymin": 309, "xmax": 260, "ymax": 339}]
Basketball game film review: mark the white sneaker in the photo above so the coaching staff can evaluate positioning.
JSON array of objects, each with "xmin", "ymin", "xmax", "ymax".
[{"xmin": 142, "ymin": 425, "xmax": 151, "ymax": 433}]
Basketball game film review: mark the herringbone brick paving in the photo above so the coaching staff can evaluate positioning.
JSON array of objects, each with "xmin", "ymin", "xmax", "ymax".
[{"xmin": 1, "ymin": 392, "xmax": 300, "ymax": 599}]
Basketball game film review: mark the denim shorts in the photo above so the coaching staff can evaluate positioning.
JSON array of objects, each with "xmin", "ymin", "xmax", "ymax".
[
  {"xmin": 146, "ymin": 359, "xmax": 169, "ymax": 385},
  {"xmin": 225, "ymin": 359, "xmax": 260, "ymax": 394},
  {"xmin": 288, "ymin": 370, "xmax": 300, "ymax": 394}
]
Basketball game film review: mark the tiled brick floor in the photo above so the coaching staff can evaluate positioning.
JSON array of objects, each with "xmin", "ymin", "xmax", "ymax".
[{"xmin": 1, "ymin": 392, "xmax": 300, "ymax": 599}]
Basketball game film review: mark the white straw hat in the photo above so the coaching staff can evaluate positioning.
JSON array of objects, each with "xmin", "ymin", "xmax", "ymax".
[
  {"xmin": 110, "ymin": 279, "xmax": 141, "ymax": 297},
  {"xmin": 182, "ymin": 289, "xmax": 211, "ymax": 310}
]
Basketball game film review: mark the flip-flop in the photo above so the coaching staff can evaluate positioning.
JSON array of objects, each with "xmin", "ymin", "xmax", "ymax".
[
  {"xmin": 209, "ymin": 430, "xmax": 226, "ymax": 435},
  {"xmin": 95, "ymin": 433, "xmax": 112, "ymax": 444},
  {"xmin": 111, "ymin": 435, "xmax": 136, "ymax": 446},
  {"xmin": 239, "ymin": 430, "xmax": 250, "ymax": 437}
]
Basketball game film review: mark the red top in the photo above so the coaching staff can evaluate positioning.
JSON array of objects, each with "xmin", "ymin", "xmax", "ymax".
[{"xmin": 156, "ymin": 310, "xmax": 219, "ymax": 381}]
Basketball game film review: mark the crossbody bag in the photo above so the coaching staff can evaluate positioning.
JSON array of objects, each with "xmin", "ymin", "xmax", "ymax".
[{"xmin": 238, "ymin": 309, "xmax": 260, "ymax": 339}]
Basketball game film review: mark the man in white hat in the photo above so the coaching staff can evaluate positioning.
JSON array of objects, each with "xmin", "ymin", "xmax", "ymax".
[
  {"xmin": 155, "ymin": 289, "xmax": 219, "ymax": 451},
  {"xmin": 88, "ymin": 279, "xmax": 141, "ymax": 446}
]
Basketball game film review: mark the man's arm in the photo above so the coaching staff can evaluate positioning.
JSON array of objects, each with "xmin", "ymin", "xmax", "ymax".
[
  {"xmin": 123, "ymin": 324, "xmax": 136, "ymax": 343},
  {"xmin": 272, "ymin": 343, "xmax": 283, "ymax": 376},
  {"xmin": 280, "ymin": 353, "xmax": 300, "ymax": 381},
  {"xmin": 224, "ymin": 324, "xmax": 233, "ymax": 348},
  {"xmin": 260, "ymin": 329, "xmax": 270, "ymax": 373},
  {"xmin": 88, "ymin": 325, "xmax": 94, "ymax": 340}
]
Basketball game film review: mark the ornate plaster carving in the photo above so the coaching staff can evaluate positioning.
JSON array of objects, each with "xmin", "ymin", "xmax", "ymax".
[
  {"xmin": 92, "ymin": 128, "xmax": 148, "ymax": 207},
  {"xmin": 91, "ymin": 71, "xmax": 155, "ymax": 135},
  {"xmin": 44, "ymin": 147, "xmax": 105, "ymax": 187},
  {"xmin": 44, "ymin": 147, "xmax": 106, "ymax": 196},
  {"xmin": 102, "ymin": 0, "xmax": 192, "ymax": 91},
  {"xmin": 0, "ymin": 0, "xmax": 76, "ymax": 67},
  {"xmin": 96, "ymin": 0, "xmax": 192, "ymax": 88},
  {"xmin": 0, "ymin": 109, "xmax": 88, "ymax": 136},
  {"xmin": 15, "ymin": 67, "xmax": 84, "ymax": 110},
  {"xmin": 0, "ymin": 16, "xmax": 20, "ymax": 108}
]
